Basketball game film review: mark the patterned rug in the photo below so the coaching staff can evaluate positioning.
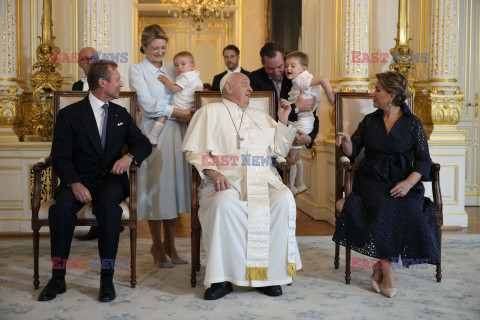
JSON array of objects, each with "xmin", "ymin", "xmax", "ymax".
[{"xmin": 0, "ymin": 235, "xmax": 479, "ymax": 320}]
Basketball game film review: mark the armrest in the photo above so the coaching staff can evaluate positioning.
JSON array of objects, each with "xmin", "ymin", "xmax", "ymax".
[
  {"xmin": 32, "ymin": 156, "xmax": 53, "ymax": 220},
  {"xmin": 430, "ymin": 162, "xmax": 443, "ymax": 227},
  {"xmin": 128, "ymin": 163, "xmax": 137, "ymax": 221},
  {"xmin": 277, "ymin": 161, "xmax": 290, "ymax": 173},
  {"xmin": 33, "ymin": 156, "xmax": 52, "ymax": 173},
  {"xmin": 191, "ymin": 167, "xmax": 200, "ymax": 219},
  {"xmin": 277, "ymin": 161, "xmax": 291, "ymax": 186},
  {"xmin": 338, "ymin": 155, "xmax": 353, "ymax": 197},
  {"xmin": 339, "ymin": 156, "xmax": 352, "ymax": 171}
]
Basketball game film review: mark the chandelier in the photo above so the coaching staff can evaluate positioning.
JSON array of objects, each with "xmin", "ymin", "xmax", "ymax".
[{"xmin": 164, "ymin": 0, "xmax": 235, "ymax": 31}]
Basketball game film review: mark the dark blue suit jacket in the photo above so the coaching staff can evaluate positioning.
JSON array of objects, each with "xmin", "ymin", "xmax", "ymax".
[{"xmin": 52, "ymin": 96, "xmax": 152, "ymax": 197}]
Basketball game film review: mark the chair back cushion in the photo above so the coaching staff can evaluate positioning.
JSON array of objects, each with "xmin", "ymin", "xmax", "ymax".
[
  {"xmin": 53, "ymin": 91, "xmax": 137, "ymax": 123},
  {"xmin": 194, "ymin": 91, "xmax": 275, "ymax": 117}
]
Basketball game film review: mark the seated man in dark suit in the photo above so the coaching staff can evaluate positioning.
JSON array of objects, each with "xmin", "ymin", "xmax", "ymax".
[
  {"xmin": 211, "ymin": 44, "xmax": 250, "ymax": 91},
  {"xmin": 72, "ymin": 47, "xmax": 99, "ymax": 91},
  {"xmin": 249, "ymin": 42, "xmax": 317, "ymax": 149},
  {"xmin": 38, "ymin": 61, "xmax": 152, "ymax": 303},
  {"xmin": 73, "ymin": 47, "xmax": 105, "ymax": 241}
]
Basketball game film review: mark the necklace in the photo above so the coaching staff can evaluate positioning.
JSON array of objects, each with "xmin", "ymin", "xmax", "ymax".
[{"xmin": 223, "ymin": 102, "xmax": 245, "ymax": 149}]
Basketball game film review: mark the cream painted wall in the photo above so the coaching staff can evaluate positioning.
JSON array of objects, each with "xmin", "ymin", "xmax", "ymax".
[
  {"xmin": 370, "ymin": 0, "xmax": 399, "ymax": 76},
  {"xmin": 240, "ymin": 0, "xmax": 267, "ymax": 72}
]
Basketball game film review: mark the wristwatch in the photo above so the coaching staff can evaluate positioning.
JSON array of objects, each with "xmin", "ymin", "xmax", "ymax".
[{"xmin": 126, "ymin": 152, "xmax": 136, "ymax": 162}]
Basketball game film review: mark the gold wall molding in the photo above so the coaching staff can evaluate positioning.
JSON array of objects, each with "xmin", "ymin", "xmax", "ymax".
[{"xmin": 429, "ymin": 78, "xmax": 459, "ymax": 83}]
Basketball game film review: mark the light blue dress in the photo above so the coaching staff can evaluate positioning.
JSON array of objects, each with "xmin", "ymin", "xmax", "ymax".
[{"xmin": 129, "ymin": 58, "xmax": 191, "ymax": 220}]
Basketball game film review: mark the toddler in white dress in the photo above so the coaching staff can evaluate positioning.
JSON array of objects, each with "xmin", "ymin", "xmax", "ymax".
[{"xmin": 284, "ymin": 51, "xmax": 335, "ymax": 195}]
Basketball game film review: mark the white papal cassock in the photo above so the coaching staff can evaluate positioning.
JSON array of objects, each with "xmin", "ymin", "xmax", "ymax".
[{"xmin": 181, "ymin": 98, "xmax": 302, "ymax": 287}]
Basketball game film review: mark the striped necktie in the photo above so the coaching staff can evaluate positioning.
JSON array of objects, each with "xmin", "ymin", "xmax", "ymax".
[{"xmin": 273, "ymin": 80, "xmax": 280, "ymax": 101}]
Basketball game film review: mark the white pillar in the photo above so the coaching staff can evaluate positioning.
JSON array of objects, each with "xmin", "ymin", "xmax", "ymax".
[
  {"xmin": 0, "ymin": 0, "xmax": 23, "ymax": 142},
  {"xmin": 80, "ymin": 0, "xmax": 132, "ymax": 90},
  {"xmin": 339, "ymin": 0, "xmax": 370, "ymax": 91},
  {"xmin": 416, "ymin": 0, "xmax": 467, "ymax": 227},
  {"xmin": 427, "ymin": 0, "xmax": 458, "ymax": 91},
  {"xmin": 82, "ymin": 0, "xmax": 112, "ymax": 53}
]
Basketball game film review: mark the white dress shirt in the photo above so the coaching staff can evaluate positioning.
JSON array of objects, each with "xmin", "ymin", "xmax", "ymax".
[
  {"xmin": 227, "ymin": 66, "xmax": 242, "ymax": 74},
  {"xmin": 81, "ymin": 77, "xmax": 89, "ymax": 91},
  {"xmin": 88, "ymin": 92, "xmax": 107, "ymax": 137}
]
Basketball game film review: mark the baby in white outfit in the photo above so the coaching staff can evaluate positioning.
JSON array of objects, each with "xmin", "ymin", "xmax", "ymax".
[{"xmin": 148, "ymin": 51, "xmax": 203, "ymax": 145}]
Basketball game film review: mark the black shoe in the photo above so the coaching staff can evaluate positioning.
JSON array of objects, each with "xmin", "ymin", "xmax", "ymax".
[
  {"xmin": 38, "ymin": 277, "xmax": 66, "ymax": 301},
  {"xmin": 75, "ymin": 226, "xmax": 98, "ymax": 241},
  {"xmin": 75, "ymin": 226, "xmax": 125, "ymax": 241},
  {"xmin": 204, "ymin": 281, "xmax": 233, "ymax": 300},
  {"xmin": 256, "ymin": 285, "xmax": 282, "ymax": 297},
  {"xmin": 98, "ymin": 278, "xmax": 116, "ymax": 302}
]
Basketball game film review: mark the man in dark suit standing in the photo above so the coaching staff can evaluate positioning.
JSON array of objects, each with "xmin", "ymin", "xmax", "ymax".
[
  {"xmin": 72, "ymin": 47, "xmax": 99, "ymax": 91},
  {"xmin": 38, "ymin": 61, "xmax": 152, "ymax": 302},
  {"xmin": 211, "ymin": 45, "xmax": 250, "ymax": 91},
  {"xmin": 249, "ymin": 42, "xmax": 317, "ymax": 149}
]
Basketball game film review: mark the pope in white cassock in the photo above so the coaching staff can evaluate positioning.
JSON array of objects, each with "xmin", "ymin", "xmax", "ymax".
[{"xmin": 181, "ymin": 72, "xmax": 302, "ymax": 300}]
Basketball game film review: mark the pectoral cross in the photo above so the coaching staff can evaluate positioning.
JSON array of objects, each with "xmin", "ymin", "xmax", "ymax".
[{"xmin": 236, "ymin": 134, "xmax": 244, "ymax": 149}]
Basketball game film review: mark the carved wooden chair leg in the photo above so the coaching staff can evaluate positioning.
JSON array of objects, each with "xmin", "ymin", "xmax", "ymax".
[
  {"xmin": 33, "ymin": 228, "xmax": 40, "ymax": 289},
  {"xmin": 196, "ymin": 234, "xmax": 201, "ymax": 272},
  {"xmin": 345, "ymin": 246, "xmax": 351, "ymax": 285},
  {"xmin": 436, "ymin": 230, "xmax": 442, "ymax": 282},
  {"xmin": 334, "ymin": 242, "xmax": 340, "ymax": 269},
  {"xmin": 130, "ymin": 226, "xmax": 137, "ymax": 288},
  {"xmin": 190, "ymin": 229, "xmax": 199, "ymax": 287}
]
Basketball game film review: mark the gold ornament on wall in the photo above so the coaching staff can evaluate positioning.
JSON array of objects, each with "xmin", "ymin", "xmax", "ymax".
[
  {"xmin": 389, "ymin": 0, "xmax": 416, "ymax": 94},
  {"xmin": 25, "ymin": 0, "xmax": 63, "ymax": 141},
  {"xmin": 415, "ymin": 87, "xmax": 464, "ymax": 126}
]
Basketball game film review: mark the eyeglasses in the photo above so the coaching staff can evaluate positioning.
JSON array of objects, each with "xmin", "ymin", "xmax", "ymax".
[{"xmin": 79, "ymin": 57, "xmax": 95, "ymax": 62}]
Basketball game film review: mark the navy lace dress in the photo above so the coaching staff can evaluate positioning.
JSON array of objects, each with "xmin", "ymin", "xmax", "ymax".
[{"xmin": 332, "ymin": 103, "xmax": 440, "ymax": 266}]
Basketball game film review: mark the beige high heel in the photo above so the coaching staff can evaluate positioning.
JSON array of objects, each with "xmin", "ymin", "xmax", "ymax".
[
  {"xmin": 370, "ymin": 267, "xmax": 382, "ymax": 293},
  {"xmin": 163, "ymin": 244, "xmax": 188, "ymax": 264},
  {"xmin": 150, "ymin": 246, "xmax": 173, "ymax": 268},
  {"xmin": 381, "ymin": 282, "xmax": 396, "ymax": 298}
]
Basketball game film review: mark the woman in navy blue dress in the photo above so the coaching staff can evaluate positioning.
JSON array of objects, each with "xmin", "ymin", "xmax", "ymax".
[{"xmin": 332, "ymin": 71, "xmax": 440, "ymax": 298}]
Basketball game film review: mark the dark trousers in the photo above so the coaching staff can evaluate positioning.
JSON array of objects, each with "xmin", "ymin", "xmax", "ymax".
[{"xmin": 48, "ymin": 176, "xmax": 125, "ymax": 279}]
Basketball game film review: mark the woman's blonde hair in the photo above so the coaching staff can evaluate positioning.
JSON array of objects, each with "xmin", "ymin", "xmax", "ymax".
[
  {"xmin": 140, "ymin": 24, "xmax": 168, "ymax": 54},
  {"xmin": 375, "ymin": 71, "xmax": 409, "ymax": 106}
]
